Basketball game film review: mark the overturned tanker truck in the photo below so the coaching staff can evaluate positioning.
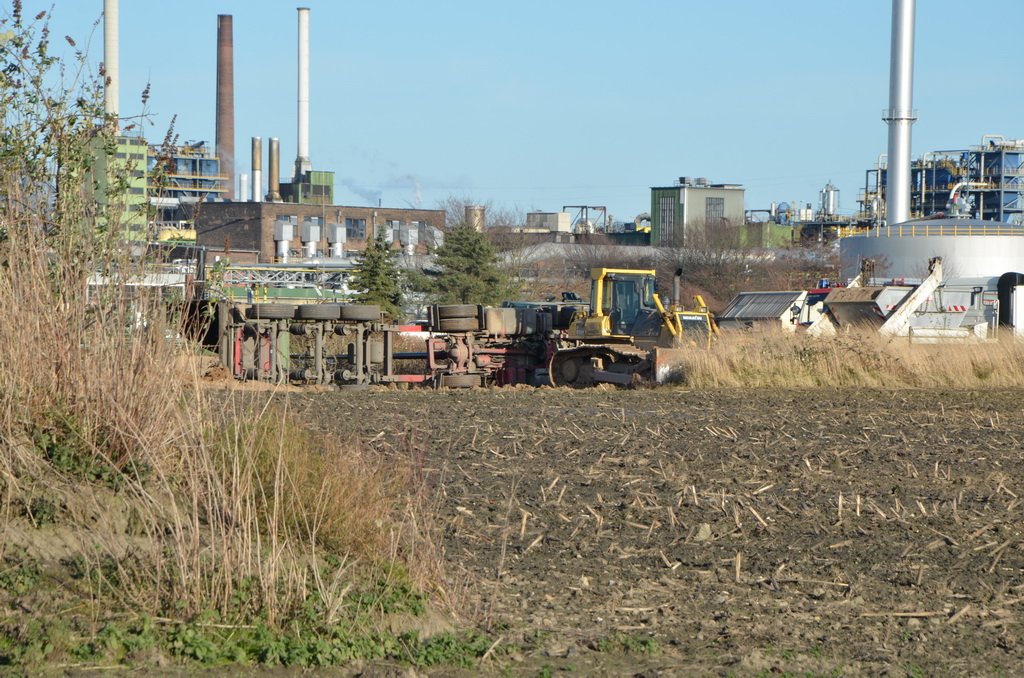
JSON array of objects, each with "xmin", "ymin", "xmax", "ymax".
[{"xmin": 216, "ymin": 268, "xmax": 716, "ymax": 388}]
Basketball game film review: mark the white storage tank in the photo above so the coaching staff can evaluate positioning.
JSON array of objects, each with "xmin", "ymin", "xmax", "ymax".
[{"xmin": 840, "ymin": 218, "xmax": 1024, "ymax": 281}]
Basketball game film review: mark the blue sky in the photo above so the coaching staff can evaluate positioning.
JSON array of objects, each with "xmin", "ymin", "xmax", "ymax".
[{"xmin": 17, "ymin": 1, "xmax": 1024, "ymax": 223}]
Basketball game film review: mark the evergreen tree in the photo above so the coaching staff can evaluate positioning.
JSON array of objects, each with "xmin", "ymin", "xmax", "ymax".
[
  {"xmin": 349, "ymin": 231, "xmax": 404, "ymax": 319},
  {"xmin": 431, "ymin": 223, "xmax": 510, "ymax": 304}
]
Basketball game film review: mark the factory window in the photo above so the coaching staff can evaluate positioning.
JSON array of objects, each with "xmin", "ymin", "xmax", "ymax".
[
  {"xmin": 345, "ymin": 218, "xmax": 366, "ymax": 240},
  {"xmin": 705, "ymin": 197, "xmax": 725, "ymax": 225},
  {"xmin": 658, "ymin": 195, "xmax": 675, "ymax": 246}
]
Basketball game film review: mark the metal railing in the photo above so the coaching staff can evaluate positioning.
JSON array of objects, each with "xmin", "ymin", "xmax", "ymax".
[
  {"xmin": 222, "ymin": 266, "xmax": 354, "ymax": 287},
  {"xmin": 841, "ymin": 222, "xmax": 1024, "ymax": 239}
]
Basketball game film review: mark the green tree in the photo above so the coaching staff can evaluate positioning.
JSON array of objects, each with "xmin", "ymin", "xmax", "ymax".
[
  {"xmin": 430, "ymin": 223, "xmax": 510, "ymax": 304},
  {"xmin": 349, "ymin": 230, "xmax": 404, "ymax": 319}
]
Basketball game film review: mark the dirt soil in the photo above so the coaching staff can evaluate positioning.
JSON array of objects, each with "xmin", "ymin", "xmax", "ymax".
[{"xmin": 288, "ymin": 386, "xmax": 1024, "ymax": 676}]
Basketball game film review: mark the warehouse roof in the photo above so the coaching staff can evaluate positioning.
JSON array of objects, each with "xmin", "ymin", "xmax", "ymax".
[{"xmin": 719, "ymin": 291, "xmax": 805, "ymax": 322}]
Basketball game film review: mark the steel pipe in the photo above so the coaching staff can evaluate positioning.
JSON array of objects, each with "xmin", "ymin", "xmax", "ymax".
[
  {"xmin": 103, "ymin": 0, "xmax": 119, "ymax": 121},
  {"xmin": 884, "ymin": 0, "xmax": 917, "ymax": 226},
  {"xmin": 295, "ymin": 7, "xmax": 312, "ymax": 181},
  {"xmin": 251, "ymin": 137, "xmax": 263, "ymax": 203}
]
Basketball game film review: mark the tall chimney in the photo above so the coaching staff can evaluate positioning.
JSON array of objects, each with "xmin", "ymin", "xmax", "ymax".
[
  {"xmin": 884, "ymin": 0, "xmax": 916, "ymax": 226},
  {"xmin": 103, "ymin": 0, "xmax": 118, "ymax": 123},
  {"xmin": 216, "ymin": 15, "xmax": 235, "ymax": 200},
  {"xmin": 295, "ymin": 7, "xmax": 312, "ymax": 182},
  {"xmin": 251, "ymin": 137, "xmax": 263, "ymax": 203},
  {"xmin": 267, "ymin": 137, "xmax": 282, "ymax": 202}
]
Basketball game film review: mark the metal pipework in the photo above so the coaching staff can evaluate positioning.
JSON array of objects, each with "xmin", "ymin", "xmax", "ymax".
[
  {"xmin": 216, "ymin": 15, "xmax": 235, "ymax": 200},
  {"xmin": 327, "ymin": 223, "xmax": 346, "ymax": 258},
  {"xmin": 267, "ymin": 137, "xmax": 282, "ymax": 202},
  {"xmin": 274, "ymin": 219, "xmax": 294, "ymax": 263},
  {"xmin": 884, "ymin": 0, "xmax": 916, "ymax": 226},
  {"xmin": 251, "ymin": 137, "xmax": 263, "ymax": 203},
  {"xmin": 103, "ymin": 0, "xmax": 119, "ymax": 122},
  {"xmin": 295, "ymin": 7, "xmax": 312, "ymax": 182},
  {"xmin": 300, "ymin": 218, "xmax": 321, "ymax": 258}
]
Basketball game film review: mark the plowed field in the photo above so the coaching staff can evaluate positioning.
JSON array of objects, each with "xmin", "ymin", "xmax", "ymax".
[{"xmin": 293, "ymin": 387, "xmax": 1024, "ymax": 676}]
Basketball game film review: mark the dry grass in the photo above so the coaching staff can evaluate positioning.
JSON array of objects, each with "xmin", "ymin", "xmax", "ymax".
[
  {"xmin": 677, "ymin": 327, "xmax": 1024, "ymax": 389},
  {"xmin": 0, "ymin": 9, "xmax": 450, "ymax": 668},
  {"xmin": 0, "ymin": 220, "xmax": 440, "ymax": 627}
]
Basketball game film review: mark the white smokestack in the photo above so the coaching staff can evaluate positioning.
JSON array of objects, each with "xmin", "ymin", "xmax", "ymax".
[
  {"xmin": 295, "ymin": 7, "xmax": 312, "ymax": 181},
  {"xmin": 884, "ymin": 0, "xmax": 916, "ymax": 226},
  {"xmin": 239, "ymin": 173, "xmax": 249, "ymax": 203},
  {"xmin": 251, "ymin": 136, "xmax": 263, "ymax": 203},
  {"xmin": 103, "ymin": 0, "xmax": 119, "ymax": 122}
]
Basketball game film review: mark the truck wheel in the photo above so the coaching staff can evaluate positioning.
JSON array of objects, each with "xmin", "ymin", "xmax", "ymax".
[
  {"xmin": 437, "ymin": 304, "xmax": 478, "ymax": 319},
  {"xmin": 340, "ymin": 304, "xmax": 381, "ymax": 322},
  {"xmin": 438, "ymin": 317, "xmax": 479, "ymax": 332},
  {"xmin": 246, "ymin": 303, "xmax": 296, "ymax": 320},
  {"xmin": 296, "ymin": 304, "xmax": 342, "ymax": 320},
  {"xmin": 440, "ymin": 373, "xmax": 480, "ymax": 388}
]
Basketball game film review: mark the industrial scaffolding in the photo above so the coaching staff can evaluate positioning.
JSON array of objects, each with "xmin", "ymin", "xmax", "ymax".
[
  {"xmin": 147, "ymin": 141, "xmax": 227, "ymax": 234},
  {"xmin": 859, "ymin": 135, "xmax": 1024, "ymax": 225}
]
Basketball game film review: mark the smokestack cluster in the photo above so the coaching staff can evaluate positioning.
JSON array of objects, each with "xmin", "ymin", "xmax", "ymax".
[
  {"xmin": 211, "ymin": 8, "xmax": 315, "ymax": 204},
  {"xmin": 216, "ymin": 14, "xmax": 235, "ymax": 200},
  {"xmin": 884, "ymin": 0, "xmax": 916, "ymax": 226},
  {"xmin": 295, "ymin": 7, "xmax": 312, "ymax": 182},
  {"xmin": 103, "ymin": 0, "xmax": 119, "ymax": 122}
]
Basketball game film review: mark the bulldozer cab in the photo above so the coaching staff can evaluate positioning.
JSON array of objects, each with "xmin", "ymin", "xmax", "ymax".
[
  {"xmin": 587, "ymin": 268, "xmax": 663, "ymax": 338},
  {"xmin": 569, "ymin": 268, "xmax": 717, "ymax": 347}
]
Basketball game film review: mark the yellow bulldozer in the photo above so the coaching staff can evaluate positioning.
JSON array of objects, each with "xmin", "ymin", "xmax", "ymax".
[{"xmin": 549, "ymin": 267, "xmax": 717, "ymax": 386}]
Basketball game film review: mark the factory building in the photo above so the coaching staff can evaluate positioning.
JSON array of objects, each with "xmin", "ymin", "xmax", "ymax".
[
  {"xmin": 649, "ymin": 178, "xmax": 745, "ymax": 247},
  {"xmin": 195, "ymin": 202, "xmax": 444, "ymax": 264},
  {"xmin": 91, "ymin": 135, "xmax": 149, "ymax": 235},
  {"xmin": 859, "ymin": 136, "xmax": 1024, "ymax": 225},
  {"xmin": 190, "ymin": 6, "xmax": 448, "ymax": 264},
  {"xmin": 149, "ymin": 140, "xmax": 227, "ymax": 237},
  {"xmin": 90, "ymin": 134, "xmax": 227, "ymax": 241}
]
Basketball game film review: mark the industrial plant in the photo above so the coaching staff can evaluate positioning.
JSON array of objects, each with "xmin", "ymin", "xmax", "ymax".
[
  {"xmin": 98, "ymin": 1, "xmax": 443, "ymax": 304},
  {"xmin": 85, "ymin": 0, "xmax": 1024, "ymax": 387}
]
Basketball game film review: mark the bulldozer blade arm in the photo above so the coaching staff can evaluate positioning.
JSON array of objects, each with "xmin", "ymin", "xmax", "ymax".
[{"xmin": 650, "ymin": 346, "xmax": 688, "ymax": 384}]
